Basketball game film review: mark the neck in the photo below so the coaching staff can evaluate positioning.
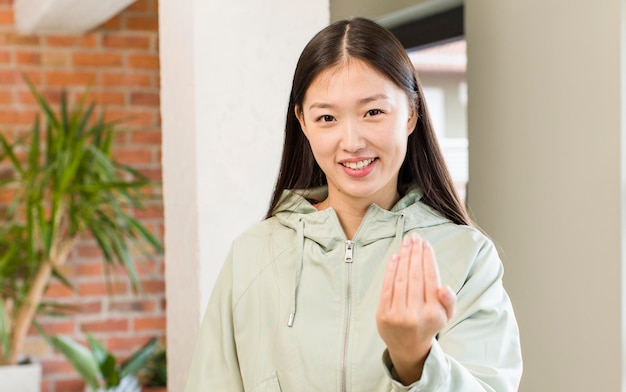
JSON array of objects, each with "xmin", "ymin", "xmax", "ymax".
[{"xmin": 318, "ymin": 188, "xmax": 400, "ymax": 240}]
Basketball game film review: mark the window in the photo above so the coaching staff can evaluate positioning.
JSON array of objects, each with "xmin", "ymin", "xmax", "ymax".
[
  {"xmin": 408, "ymin": 39, "xmax": 468, "ymax": 201},
  {"xmin": 387, "ymin": 4, "xmax": 467, "ymax": 200}
]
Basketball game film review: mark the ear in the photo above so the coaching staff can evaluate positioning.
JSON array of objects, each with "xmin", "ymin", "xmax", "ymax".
[
  {"xmin": 295, "ymin": 105, "xmax": 308, "ymax": 135},
  {"xmin": 407, "ymin": 107, "xmax": 418, "ymax": 136}
]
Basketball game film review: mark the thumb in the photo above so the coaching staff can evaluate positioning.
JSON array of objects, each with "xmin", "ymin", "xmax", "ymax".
[{"xmin": 438, "ymin": 285, "xmax": 456, "ymax": 321}]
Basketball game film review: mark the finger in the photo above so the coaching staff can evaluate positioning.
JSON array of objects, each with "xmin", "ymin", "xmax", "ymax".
[
  {"xmin": 438, "ymin": 285, "xmax": 457, "ymax": 321},
  {"xmin": 392, "ymin": 235, "xmax": 412, "ymax": 309},
  {"xmin": 379, "ymin": 254, "xmax": 399, "ymax": 310},
  {"xmin": 407, "ymin": 233, "xmax": 425, "ymax": 308},
  {"xmin": 422, "ymin": 241, "xmax": 441, "ymax": 303}
]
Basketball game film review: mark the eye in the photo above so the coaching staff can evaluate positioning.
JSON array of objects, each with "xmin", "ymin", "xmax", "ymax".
[
  {"xmin": 365, "ymin": 109, "xmax": 383, "ymax": 117},
  {"xmin": 316, "ymin": 114, "xmax": 336, "ymax": 123}
]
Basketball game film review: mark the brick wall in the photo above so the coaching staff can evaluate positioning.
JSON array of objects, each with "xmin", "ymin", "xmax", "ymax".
[{"xmin": 0, "ymin": 1, "xmax": 164, "ymax": 391}]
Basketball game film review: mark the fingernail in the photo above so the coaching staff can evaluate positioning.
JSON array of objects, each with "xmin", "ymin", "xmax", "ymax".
[{"xmin": 402, "ymin": 236, "xmax": 410, "ymax": 246}]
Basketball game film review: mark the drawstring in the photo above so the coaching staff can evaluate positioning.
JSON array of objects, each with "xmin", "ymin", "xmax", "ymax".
[
  {"xmin": 394, "ymin": 213, "xmax": 406, "ymax": 250},
  {"xmin": 288, "ymin": 218, "xmax": 305, "ymax": 327}
]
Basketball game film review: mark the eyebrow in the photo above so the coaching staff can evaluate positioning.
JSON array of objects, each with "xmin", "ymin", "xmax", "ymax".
[{"xmin": 308, "ymin": 94, "xmax": 391, "ymax": 110}]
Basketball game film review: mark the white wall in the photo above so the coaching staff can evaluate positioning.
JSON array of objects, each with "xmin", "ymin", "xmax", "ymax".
[
  {"xmin": 159, "ymin": 1, "xmax": 329, "ymax": 390},
  {"xmin": 466, "ymin": 1, "xmax": 625, "ymax": 390}
]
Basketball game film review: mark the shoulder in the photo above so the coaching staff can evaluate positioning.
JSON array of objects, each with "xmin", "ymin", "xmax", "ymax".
[
  {"xmin": 232, "ymin": 217, "xmax": 294, "ymax": 249},
  {"xmin": 423, "ymin": 223, "xmax": 502, "ymax": 291},
  {"xmin": 228, "ymin": 217, "xmax": 297, "ymax": 275},
  {"xmin": 426, "ymin": 221, "xmax": 494, "ymax": 254}
]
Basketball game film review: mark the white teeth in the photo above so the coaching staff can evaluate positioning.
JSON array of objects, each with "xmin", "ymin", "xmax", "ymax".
[{"xmin": 342, "ymin": 158, "xmax": 375, "ymax": 170}]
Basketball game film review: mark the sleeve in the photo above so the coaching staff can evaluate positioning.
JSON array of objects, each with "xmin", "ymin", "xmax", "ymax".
[
  {"xmin": 381, "ymin": 237, "xmax": 523, "ymax": 392},
  {"xmin": 184, "ymin": 248, "xmax": 245, "ymax": 392}
]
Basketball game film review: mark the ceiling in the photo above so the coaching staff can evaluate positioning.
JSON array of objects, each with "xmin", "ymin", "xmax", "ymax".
[
  {"xmin": 13, "ymin": 0, "xmax": 136, "ymax": 34},
  {"xmin": 331, "ymin": 0, "xmax": 463, "ymax": 27},
  {"xmin": 12, "ymin": 0, "xmax": 462, "ymax": 35}
]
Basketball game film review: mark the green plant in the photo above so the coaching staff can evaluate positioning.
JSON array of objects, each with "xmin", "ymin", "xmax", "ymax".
[
  {"xmin": 141, "ymin": 346, "xmax": 166, "ymax": 388},
  {"xmin": 0, "ymin": 79, "xmax": 163, "ymax": 365},
  {"xmin": 50, "ymin": 333, "xmax": 158, "ymax": 391}
]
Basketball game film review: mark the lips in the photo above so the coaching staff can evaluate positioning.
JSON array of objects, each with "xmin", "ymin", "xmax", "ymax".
[{"xmin": 340, "ymin": 158, "xmax": 376, "ymax": 170}]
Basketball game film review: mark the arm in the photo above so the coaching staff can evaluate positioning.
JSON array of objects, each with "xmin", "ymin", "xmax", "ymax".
[
  {"xmin": 184, "ymin": 250, "xmax": 244, "ymax": 392},
  {"xmin": 377, "ymin": 234, "xmax": 522, "ymax": 391}
]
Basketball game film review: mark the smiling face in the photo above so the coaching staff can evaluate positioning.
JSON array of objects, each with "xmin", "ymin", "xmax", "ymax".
[{"xmin": 296, "ymin": 58, "xmax": 417, "ymax": 210}]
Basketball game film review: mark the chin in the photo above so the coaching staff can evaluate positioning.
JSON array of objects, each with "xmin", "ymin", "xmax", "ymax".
[{"xmin": 341, "ymin": 186, "xmax": 385, "ymax": 202}]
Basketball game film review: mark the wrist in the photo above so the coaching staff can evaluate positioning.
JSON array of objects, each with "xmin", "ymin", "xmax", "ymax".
[{"xmin": 387, "ymin": 344, "xmax": 431, "ymax": 385}]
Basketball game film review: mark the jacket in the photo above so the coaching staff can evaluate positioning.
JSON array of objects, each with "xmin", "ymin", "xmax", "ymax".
[{"xmin": 185, "ymin": 187, "xmax": 523, "ymax": 391}]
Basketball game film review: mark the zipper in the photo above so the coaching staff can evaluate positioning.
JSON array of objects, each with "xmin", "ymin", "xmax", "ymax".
[{"xmin": 341, "ymin": 240, "xmax": 354, "ymax": 392}]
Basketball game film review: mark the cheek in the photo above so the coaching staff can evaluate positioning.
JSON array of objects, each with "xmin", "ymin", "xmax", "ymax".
[
  {"xmin": 306, "ymin": 133, "xmax": 334, "ymax": 163},
  {"xmin": 376, "ymin": 121, "xmax": 410, "ymax": 151}
]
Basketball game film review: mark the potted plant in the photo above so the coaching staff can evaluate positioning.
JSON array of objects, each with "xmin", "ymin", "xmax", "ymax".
[
  {"xmin": 0, "ymin": 79, "xmax": 163, "ymax": 390},
  {"xmin": 50, "ymin": 333, "xmax": 158, "ymax": 392},
  {"xmin": 141, "ymin": 346, "xmax": 166, "ymax": 392}
]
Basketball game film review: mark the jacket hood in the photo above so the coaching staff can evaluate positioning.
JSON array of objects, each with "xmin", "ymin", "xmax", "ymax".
[{"xmin": 274, "ymin": 186, "xmax": 450, "ymax": 248}]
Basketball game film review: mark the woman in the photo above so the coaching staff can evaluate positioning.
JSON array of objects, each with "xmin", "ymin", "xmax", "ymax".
[{"xmin": 185, "ymin": 18, "xmax": 522, "ymax": 391}]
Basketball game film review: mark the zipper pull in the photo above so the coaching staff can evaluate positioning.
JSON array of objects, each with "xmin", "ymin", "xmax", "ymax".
[{"xmin": 344, "ymin": 240, "xmax": 353, "ymax": 263}]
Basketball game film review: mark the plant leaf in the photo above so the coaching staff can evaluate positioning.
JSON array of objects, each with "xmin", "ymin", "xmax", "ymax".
[
  {"xmin": 1, "ymin": 77, "xmax": 163, "ymax": 365},
  {"xmin": 59, "ymin": 89, "xmax": 69, "ymax": 141},
  {"xmin": 50, "ymin": 335, "xmax": 101, "ymax": 390},
  {"xmin": 38, "ymin": 301, "xmax": 80, "ymax": 317},
  {"xmin": 24, "ymin": 74, "xmax": 61, "ymax": 130},
  {"xmin": 75, "ymin": 102, "xmax": 95, "ymax": 140},
  {"xmin": 27, "ymin": 115, "xmax": 41, "ymax": 172},
  {"xmin": 100, "ymin": 353, "xmax": 120, "ymax": 388},
  {"xmin": 0, "ymin": 133, "xmax": 24, "ymax": 176},
  {"xmin": 109, "ymin": 232, "xmax": 141, "ymax": 292},
  {"xmin": 0, "ymin": 300, "xmax": 9, "ymax": 357},
  {"xmin": 86, "ymin": 333, "xmax": 108, "ymax": 365},
  {"xmin": 120, "ymin": 337, "xmax": 158, "ymax": 379},
  {"xmin": 126, "ymin": 216, "xmax": 163, "ymax": 253},
  {"xmin": 51, "ymin": 267, "xmax": 74, "ymax": 291}
]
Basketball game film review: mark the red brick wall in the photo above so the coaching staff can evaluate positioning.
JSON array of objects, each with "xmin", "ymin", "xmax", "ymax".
[{"xmin": 0, "ymin": 1, "xmax": 164, "ymax": 391}]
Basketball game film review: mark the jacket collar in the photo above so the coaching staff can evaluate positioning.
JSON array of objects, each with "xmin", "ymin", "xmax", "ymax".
[{"xmin": 274, "ymin": 186, "xmax": 450, "ymax": 249}]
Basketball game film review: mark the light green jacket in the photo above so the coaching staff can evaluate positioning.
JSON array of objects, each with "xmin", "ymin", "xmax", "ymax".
[{"xmin": 185, "ymin": 187, "xmax": 522, "ymax": 391}]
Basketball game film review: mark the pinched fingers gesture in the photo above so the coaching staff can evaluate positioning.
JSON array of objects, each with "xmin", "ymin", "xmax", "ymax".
[{"xmin": 376, "ymin": 233, "xmax": 456, "ymax": 384}]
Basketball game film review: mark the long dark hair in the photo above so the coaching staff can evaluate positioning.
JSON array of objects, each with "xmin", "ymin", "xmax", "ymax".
[{"xmin": 266, "ymin": 18, "xmax": 471, "ymax": 226}]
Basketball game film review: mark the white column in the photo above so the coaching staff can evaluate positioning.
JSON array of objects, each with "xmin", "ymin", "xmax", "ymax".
[
  {"xmin": 159, "ymin": 1, "xmax": 329, "ymax": 390},
  {"xmin": 466, "ymin": 1, "xmax": 625, "ymax": 391}
]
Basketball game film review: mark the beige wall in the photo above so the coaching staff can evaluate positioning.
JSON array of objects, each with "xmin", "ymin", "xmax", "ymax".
[
  {"xmin": 466, "ymin": 1, "xmax": 625, "ymax": 390},
  {"xmin": 159, "ymin": 0, "xmax": 329, "ymax": 390}
]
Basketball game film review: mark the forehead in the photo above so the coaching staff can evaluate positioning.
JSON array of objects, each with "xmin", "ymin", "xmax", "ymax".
[{"xmin": 303, "ymin": 58, "xmax": 407, "ymax": 106}]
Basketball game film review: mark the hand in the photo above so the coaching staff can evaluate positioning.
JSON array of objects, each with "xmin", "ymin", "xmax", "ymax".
[{"xmin": 376, "ymin": 233, "xmax": 456, "ymax": 385}]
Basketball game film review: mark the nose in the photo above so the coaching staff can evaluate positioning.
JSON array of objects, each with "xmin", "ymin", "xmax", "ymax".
[{"xmin": 339, "ymin": 118, "xmax": 365, "ymax": 153}]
